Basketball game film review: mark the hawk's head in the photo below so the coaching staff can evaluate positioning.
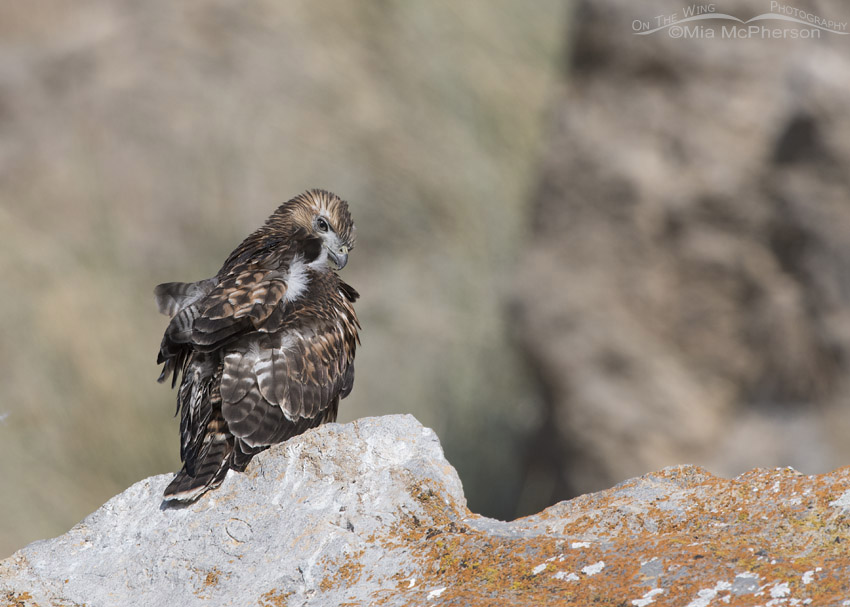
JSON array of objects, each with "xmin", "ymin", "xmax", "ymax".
[{"xmin": 269, "ymin": 189, "xmax": 356, "ymax": 270}]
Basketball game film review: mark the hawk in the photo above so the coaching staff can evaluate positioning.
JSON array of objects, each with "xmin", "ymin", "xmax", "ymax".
[{"xmin": 154, "ymin": 189, "xmax": 360, "ymax": 501}]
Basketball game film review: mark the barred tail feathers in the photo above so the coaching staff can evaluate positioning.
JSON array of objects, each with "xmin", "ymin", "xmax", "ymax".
[{"xmin": 163, "ymin": 431, "xmax": 232, "ymax": 502}]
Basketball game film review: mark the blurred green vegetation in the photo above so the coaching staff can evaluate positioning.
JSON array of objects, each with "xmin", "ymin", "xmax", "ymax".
[{"xmin": 0, "ymin": 1, "xmax": 569, "ymax": 557}]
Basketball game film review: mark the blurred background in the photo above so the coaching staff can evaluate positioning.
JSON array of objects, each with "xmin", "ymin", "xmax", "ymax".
[{"xmin": 2, "ymin": 0, "xmax": 850, "ymax": 558}]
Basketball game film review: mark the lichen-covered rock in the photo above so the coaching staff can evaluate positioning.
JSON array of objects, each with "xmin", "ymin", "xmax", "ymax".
[{"xmin": 2, "ymin": 415, "xmax": 850, "ymax": 605}]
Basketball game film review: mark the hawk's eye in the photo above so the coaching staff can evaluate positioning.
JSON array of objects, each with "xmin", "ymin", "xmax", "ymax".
[{"xmin": 316, "ymin": 217, "xmax": 329, "ymax": 233}]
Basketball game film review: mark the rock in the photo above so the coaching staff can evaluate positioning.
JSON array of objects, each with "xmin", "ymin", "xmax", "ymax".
[
  {"xmin": 2, "ymin": 415, "xmax": 850, "ymax": 605},
  {"xmin": 514, "ymin": 0, "xmax": 850, "ymax": 504}
]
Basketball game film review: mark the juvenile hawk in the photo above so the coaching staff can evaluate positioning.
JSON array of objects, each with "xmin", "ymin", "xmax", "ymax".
[{"xmin": 155, "ymin": 189, "xmax": 360, "ymax": 501}]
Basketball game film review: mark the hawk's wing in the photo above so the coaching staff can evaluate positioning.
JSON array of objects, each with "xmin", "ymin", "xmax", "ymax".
[
  {"xmin": 191, "ymin": 266, "xmax": 288, "ymax": 348},
  {"xmin": 220, "ymin": 315, "xmax": 356, "ymax": 448},
  {"xmin": 155, "ymin": 266, "xmax": 289, "ymax": 385}
]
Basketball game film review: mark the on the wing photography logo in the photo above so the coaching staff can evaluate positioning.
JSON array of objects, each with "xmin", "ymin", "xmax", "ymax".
[{"xmin": 632, "ymin": 2, "xmax": 848, "ymax": 39}]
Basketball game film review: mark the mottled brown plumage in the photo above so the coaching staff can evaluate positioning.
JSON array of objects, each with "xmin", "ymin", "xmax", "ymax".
[{"xmin": 155, "ymin": 189, "xmax": 359, "ymax": 501}]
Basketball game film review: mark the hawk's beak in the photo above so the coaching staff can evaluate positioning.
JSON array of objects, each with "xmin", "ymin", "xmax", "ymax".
[{"xmin": 328, "ymin": 245, "xmax": 349, "ymax": 270}]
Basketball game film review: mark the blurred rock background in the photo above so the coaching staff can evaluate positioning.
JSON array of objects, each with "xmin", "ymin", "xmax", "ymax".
[
  {"xmin": 2, "ymin": 0, "xmax": 850, "ymax": 559},
  {"xmin": 514, "ymin": 0, "xmax": 850, "ymax": 510}
]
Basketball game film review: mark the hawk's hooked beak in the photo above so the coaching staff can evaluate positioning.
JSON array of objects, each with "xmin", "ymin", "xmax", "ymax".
[{"xmin": 328, "ymin": 245, "xmax": 349, "ymax": 270}]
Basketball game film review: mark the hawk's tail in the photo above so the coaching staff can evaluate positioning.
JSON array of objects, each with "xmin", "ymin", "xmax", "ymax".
[{"xmin": 163, "ymin": 432, "xmax": 232, "ymax": 502}]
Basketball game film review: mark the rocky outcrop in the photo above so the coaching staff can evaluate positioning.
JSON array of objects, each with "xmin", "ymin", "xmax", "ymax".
[
  {"xmin": 2, "ymin": 415, "xmax": 850, "ymax": 606},
  {"xmin": 515, "ymin": 0, "xmax": 850, "ymax": 504}
]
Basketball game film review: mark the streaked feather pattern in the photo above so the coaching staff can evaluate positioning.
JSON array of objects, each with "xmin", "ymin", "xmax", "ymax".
[{"xmin": 155, "ymin": 189, "xmax": 359, "ymax": 501}]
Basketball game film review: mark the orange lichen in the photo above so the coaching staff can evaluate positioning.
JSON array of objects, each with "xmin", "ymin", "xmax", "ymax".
[
  {"xmin": 257, "ymin": 588, "xmax": 294, "ymax": 606},
  {"xmin": 3, "ymin": 591, "xmax": 35, "ymax": 607},
  {"xmin": 204, "ymin": 568, "xmax": 221, "ymax": 588},
  {"xmin": 317, "ymin": 465, "xmax": 850, "ymax": 605},
  {"xmin": 191, "ymin": 566, "xmax": 226, "ymax": 599},
  {"xmin": 319, "ymin": 549, "xmax": 366, "ymax": 592}
]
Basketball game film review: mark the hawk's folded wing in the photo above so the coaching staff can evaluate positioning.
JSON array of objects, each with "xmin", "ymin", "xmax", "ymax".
[
  {"xmin": 191, "ymin": 266, "xmax": 288, "ymax": 348},
  {"xmin": 220, "ymin": 319, "xmax": 355, "ymax": 448}
]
